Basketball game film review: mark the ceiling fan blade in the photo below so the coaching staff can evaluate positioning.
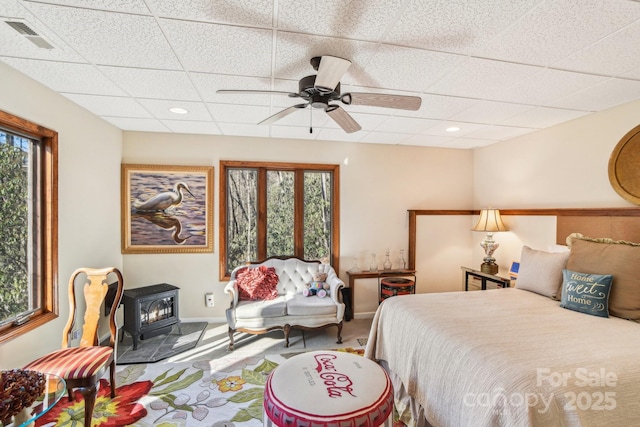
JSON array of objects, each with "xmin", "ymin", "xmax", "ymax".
[
  {"xmin": 325, "ymin": 105, "xmax": 362, "ymax": 133},
  {"xmin": 258, "ymin": 104, "xmax": 308, "ymax": 125},
  {"xmin": 341, "ymin": 92, "xmax": 422, "ymax": 111},
  {"xmin": 314, "ymin": 56, "xmax": 351, "ymax": 93},
  {"xmin": 217, "ymin": 89, "xmax": 300, "ymax": 98}
]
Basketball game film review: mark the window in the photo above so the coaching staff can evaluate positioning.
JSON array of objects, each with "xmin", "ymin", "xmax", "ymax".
[
  {"xmin": 220, "ymin": 161, "xmax": 339, "ymax": 279},
  {"xmin": 0, "ymin": 111, "xmax": 58, "ymax": 344}
]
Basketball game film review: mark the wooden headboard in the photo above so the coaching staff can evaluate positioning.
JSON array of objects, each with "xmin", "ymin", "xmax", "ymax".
[{"xmin": 407, "ymin": 208, "xmax": 640, "ymax": 270}]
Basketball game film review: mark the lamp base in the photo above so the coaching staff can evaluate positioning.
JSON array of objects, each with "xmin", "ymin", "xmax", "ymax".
[{"xmin": 480, "ymin": 262, "xmax": 498, "ymax": 275}]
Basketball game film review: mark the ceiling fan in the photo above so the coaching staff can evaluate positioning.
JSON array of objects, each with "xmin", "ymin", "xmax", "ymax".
[{"xmin": 216, "ymin": 56, "xmax": 422, "ymax": 133}]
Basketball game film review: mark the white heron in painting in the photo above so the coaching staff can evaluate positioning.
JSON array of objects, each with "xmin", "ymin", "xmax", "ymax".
[{"xmin": 134, "ymin": 182, "xmax": 194, "ymax": 212}]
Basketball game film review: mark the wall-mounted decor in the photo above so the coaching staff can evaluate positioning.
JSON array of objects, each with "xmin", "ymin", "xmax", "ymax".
[
  {"xmin": 121, "ymin": 164, "xmax": 213, "ymax": 254},
  {"xmin": 609, "ymin": 124, "xmax": 640, "ymax": 205}
]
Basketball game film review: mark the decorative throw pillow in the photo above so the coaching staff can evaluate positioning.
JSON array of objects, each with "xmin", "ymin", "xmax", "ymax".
[
  {"xmin": 566, "ymin": 236, "xmax": 640, "ymax": 320},
  {"xmin": 515, "ymin": 246, "xmax": 570, "ymax": 299},
  {"xmin": 235, "ymin": 266, "xmax": 279, "ymax": 301},
  {"xmin": 560, "ymin": 269, "xmax": 613, "ymax": 318}
]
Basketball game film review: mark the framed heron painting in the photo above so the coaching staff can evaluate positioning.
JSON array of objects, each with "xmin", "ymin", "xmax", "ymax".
[{"xmin": 121, "ymin": 164, "xmax": 214, "ymax": 254}]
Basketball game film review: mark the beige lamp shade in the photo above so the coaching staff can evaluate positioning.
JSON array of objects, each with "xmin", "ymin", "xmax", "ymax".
[{"xmin": 472, "ymin": 209, "xmax": 509, "ymax": 232}]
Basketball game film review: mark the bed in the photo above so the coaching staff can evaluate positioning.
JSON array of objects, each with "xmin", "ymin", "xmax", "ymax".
[{"xmin": 365, "ymin": 233, "xmax": 640, "ymax": 427}]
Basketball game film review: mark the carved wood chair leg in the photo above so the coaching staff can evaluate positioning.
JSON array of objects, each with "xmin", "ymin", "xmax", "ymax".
[
  {"xmin": 336, "ymin": 322, "xmax": 343, "ymax": 344},
  {"xmin": 284, "ymin": 325, "xmax": 291, "ymax": 348},
  {"xmin": 228, "ymin": 327, "xmax": 235, "ymax": 351},
  {"xmin": 80, "ymin": 384, "xmax": 98, "ymax": 426}
]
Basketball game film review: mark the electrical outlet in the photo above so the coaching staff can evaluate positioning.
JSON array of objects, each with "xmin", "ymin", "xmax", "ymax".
[
  {"xmin": 205, "ymin": 293, "xmax": 214, "ymax": 307},
  {"xmin": 72, "ymin": 329, "xmax": 81, "ymax": 339}
]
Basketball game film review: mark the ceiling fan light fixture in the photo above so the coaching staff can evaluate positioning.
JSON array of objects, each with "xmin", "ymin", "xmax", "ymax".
[{"xmin": 314, "ymin": 56, "xmax": 351, "ymax": 94}]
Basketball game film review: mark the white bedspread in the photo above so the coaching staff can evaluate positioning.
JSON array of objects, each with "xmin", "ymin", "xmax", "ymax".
[{"xmin": 364, "ymin": 288, "xmax": 640, "ymax": 427}]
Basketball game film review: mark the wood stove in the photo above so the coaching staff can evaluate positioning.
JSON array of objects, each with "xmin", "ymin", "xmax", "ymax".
[{"xmin": 122, "ymin": 283, "xmax": 181, "ymax": 350}]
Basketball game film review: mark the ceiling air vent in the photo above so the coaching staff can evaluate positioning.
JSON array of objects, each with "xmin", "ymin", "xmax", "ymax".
[{"xmin": 5, "ymin": 19, "xmax": 54, "ymax": 49}]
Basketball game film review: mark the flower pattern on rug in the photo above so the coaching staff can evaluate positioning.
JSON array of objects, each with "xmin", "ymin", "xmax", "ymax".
[
  {"xmin": 35, "ymin": 378, "xmax": 152, "ymax": 426},
  {"xmin": 34, "ymin": 349, "xmax": 385, "ymax": 427}
]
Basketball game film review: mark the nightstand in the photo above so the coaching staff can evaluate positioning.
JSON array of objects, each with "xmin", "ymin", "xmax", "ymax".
[{"xmin": 461, "ymin": 266, "xmax": 511, "ymax": 291}]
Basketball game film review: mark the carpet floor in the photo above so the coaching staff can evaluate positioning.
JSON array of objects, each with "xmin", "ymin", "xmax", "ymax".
[
  {"xmin": 117, "ymin": 322, "xmax": 208, "ymax": 364},
  {"xmin": 35, "ymin": 348, "xmax": 370, "ymax": 427}
]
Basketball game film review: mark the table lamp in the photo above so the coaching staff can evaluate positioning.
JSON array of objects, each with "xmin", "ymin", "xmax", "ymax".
[{"xmin": 472, "ymin": 208, "xmax": 509, "ymax": 274}]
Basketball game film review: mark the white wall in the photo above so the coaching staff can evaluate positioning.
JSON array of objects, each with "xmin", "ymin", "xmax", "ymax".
[
  {"xmin": 0, "ymin": 62, "xmax": 123, "ymax": 369},
  {"xmin": 122, "ymin": 132, "xmax": 474, "ymax": 319},
  {"xmin": 472, "ymin": 99, "xmax": 640, "ymax": 270}
]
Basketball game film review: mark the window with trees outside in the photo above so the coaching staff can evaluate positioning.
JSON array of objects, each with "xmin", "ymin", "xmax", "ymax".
[
  {"xmin": 219, "ymin": 161, "xmax": 339, "ymax": 280},
  {"xmin": 0, "ymin": 111, "xmax": 58, "ymax": 344}
]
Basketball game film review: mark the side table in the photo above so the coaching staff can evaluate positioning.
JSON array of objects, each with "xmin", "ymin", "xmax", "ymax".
[
  {"xmin": 3, "ymin": 373, "xmax": 65, "ymax": 427},
  {"xmin": 461, "ymin": 266, "xmax": 511, "ymax": 291},
  {"xmin": 346, "ymin": 269, "xmax": 416, "ymax": 317}
]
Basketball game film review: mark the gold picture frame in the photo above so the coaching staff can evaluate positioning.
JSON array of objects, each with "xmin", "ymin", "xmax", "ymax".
[{"xmin": 121, "ymin": 164, "xmax": 214, "ymax": 254}]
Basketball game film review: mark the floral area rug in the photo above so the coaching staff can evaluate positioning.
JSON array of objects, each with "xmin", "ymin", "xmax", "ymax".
[{"xmin": 35, "ymin": 348, "xmax": 367, "ymax": 427}]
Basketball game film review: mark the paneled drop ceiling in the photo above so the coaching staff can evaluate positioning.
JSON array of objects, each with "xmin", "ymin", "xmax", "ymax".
[{"xmin": 2, "ymin": 0, "xmax": 640, "ymax": 148}]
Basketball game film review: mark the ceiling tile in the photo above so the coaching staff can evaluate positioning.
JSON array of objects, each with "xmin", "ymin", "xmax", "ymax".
[
  {"xmin": 98, "ymin": 66, "xmax": 200, "ymax": 101},
  {"xmin": 217, "ymin": 122, "xmax": 271, "ymax": 137},
  {"xmin": 315, "ymin": 128, "xmax": 364, "ymax": 142},
  {"xmin": 475, "ymin": 0, "xmax": 640, "ymax": 66},
  {"xmin": 449, "ymin": 100, "xmax": 533, "ymax": 124},
  {"xmin": 147, "ymin": 0, "xmax": 273, "ymax": 27},
  {"xmin": 277, "ymin": 0, "xmax": 405, "ymax": 41},
  {"xmin": 426, "ymin": 57, "xmax": 540, "ymax": 99},
  {"xmin": 2, "ymin": 57, "xmax": 126, "ymax": 95},
  {"xmin": 375, "ymin": 116, "xmax": 439, "ymax": 133},
  {"xmin": 101, "ymin": 116, "xmax": 169, "ymax": 132},
  {"xmin": 161, "ymin": 120, "xmax": 221, "ymax": 135},
  {"xmin": 359, "ymin": 131, "xmax": 411, "ymax": 144},
  {"xmin": 270, "ymin": 125, "xmax": 318, "ymax": 140},
  {"xmin": 207, "ymin": 103, "xmax": 272, "ymax": 123},
  {"xmin": 492, "ymin": 68, "xmax": 607, "ymax": 106},
  {"xmin": 62, "ymin": 93, "xmax": 151, "ymax": 117},
  {"xmin": 274, "ymin": 32, "xmax": 379, "ymax": 85},
  {"xmin": 464, "ymin": 125, "xmax": 536, "ymax": 141},
  {"xmin": 423, "ymin": 120, "xmax": 486, "ymax": 137},
  {"xmin": 160, "ymin": 19, "xmax": 272, "ymax": 76},
  {"xmin": 500, "ymin": 107, "xmax": 589, "ymax": 128},
  {"xmin": 402, "ymin": 134, "xmax": 453, "ymax": 147},
  {"xmin": 383, "ymin": 0, "xmax": 540, "ymax": 55},
  {"xmin": 552, "ymin": 19, "xmax": 640, "ymax": 77},
  {"xmin": 137, "ymin": 99, "xmax": 212, "ymax": 120},
  {"xmin": 26, "ymin": 0, "xmax": 151, "ymax": 14},
  {"xmin": 0, "ymin": 2, "xmax": 86, "ymax": 62},
  {"xmin": 362, "ymin": 44, "xmax": 463, "ymax": 91},
  {"xmin": 24, "ymin": 2, "xmax": 181, "ymax": 69},
  {"xmin": 548, "ymin": 78, "xmax": 640, "ymax": 111}
]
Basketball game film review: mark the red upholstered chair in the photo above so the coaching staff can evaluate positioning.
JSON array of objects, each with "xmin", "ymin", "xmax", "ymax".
[{"xmin": 24, "ymin": 267, "xmax": 124, "ymax": 425}]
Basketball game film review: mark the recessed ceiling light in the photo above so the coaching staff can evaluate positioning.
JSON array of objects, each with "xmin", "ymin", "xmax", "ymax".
[
  {"xmin": 169, "ymin": 107, "xmax": 188, "ymax": 114},
  {"xmin": 446, "ymin": 126, "xmax": 461, "ymax": 133}
]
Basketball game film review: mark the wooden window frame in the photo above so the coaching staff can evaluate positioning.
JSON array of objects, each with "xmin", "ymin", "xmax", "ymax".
[
  {"xmin": 219, "ymin": 160, "xmax": 340, "ymax": 280},
  {"xmin": 0, "ymin": 110, "xmax": 58, "ymax": 344}
]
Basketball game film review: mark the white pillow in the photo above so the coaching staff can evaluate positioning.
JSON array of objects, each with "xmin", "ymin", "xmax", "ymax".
[{"xmin": 515, "ymin": 246, "xmax": 570, "ymax": 299}]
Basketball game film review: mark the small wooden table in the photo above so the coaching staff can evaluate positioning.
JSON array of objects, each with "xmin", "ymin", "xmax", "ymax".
[
  {"xmin": 461, "ymin": 266, "xmax": 511, "ymax": 291},
  {"xmin": 346, "ymin": 269, "xmax": 416, "ymax": 316}
]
